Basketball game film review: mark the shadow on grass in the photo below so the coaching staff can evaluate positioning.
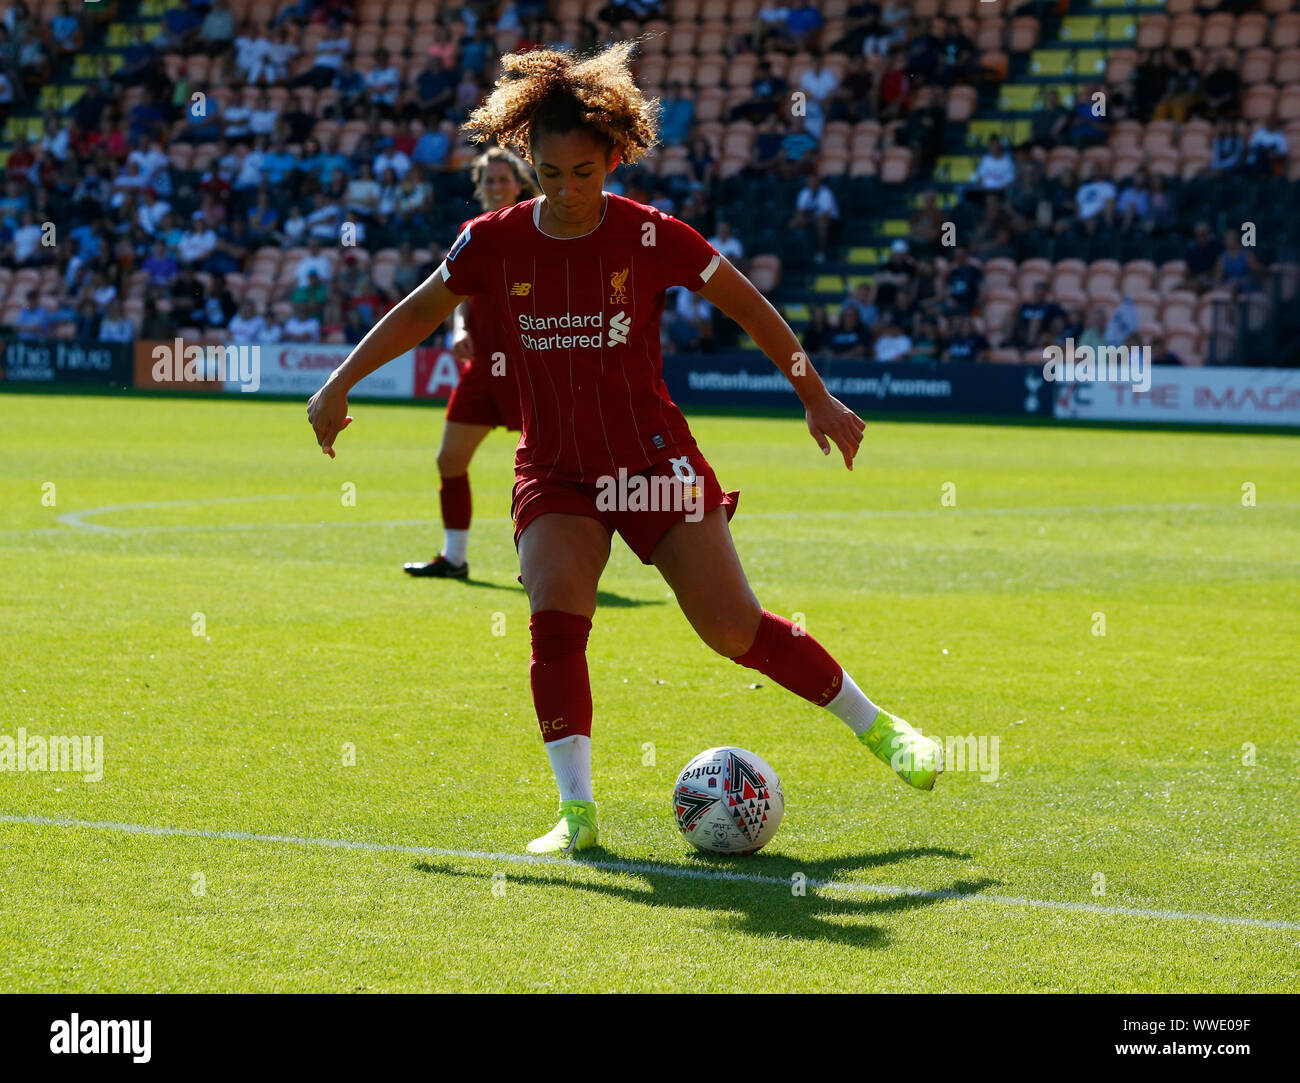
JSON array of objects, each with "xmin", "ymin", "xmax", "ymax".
[
  {"xmin": 426, "ymin": 575, "xmax": 662, "ymax": 609},
  {"xmin": 415, "ymin": 846, "xmax": 993, "ymax": 949}
]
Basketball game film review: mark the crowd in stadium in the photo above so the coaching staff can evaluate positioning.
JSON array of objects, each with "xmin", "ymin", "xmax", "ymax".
[{"xmin": 0, "ymin": 0, "xmax": 1296, "ymax": 366}]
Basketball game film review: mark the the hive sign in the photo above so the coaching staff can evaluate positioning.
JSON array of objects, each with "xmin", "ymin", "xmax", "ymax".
[{"xmin": 725, "ymin": 750, "xmax": 772, "ymax": 843}]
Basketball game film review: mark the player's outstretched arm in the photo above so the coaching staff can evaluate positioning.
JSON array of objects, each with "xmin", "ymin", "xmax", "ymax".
[
  {"xmin": 308, "ymin": 265, "xmax": 466, "ymax": 457},
  {"xmin": 695, "ymin": 257, "xmax": 866, "ymax": 469}
]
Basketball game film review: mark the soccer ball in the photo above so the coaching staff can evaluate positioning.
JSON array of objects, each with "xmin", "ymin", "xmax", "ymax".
[{"xmin": 672, "ymin": 746, "xmax": 784, "ymax": 854}]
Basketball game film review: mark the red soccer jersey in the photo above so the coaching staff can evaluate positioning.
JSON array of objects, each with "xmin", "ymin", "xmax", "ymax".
[
  {"xmin": 457, "ymin": 216, "xmax": 506, "ymax": 375},
  {"xmin": 441, "ymin": 193, "xmax": 722, "ymax": 483}
]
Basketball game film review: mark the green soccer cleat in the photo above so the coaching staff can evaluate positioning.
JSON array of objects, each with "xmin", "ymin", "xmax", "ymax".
[
  {"xmin": 859, "ymin": 711, "xmax": 943, "ymax": 791},
  {"xmin": 525, "ymin": 799, "xmax": 599, "ymax": 855}
]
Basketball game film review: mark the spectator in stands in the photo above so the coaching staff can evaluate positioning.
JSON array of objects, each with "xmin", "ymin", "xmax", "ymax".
[
  {"xmin": 873, "ymin": 319, "xmax": 912, "ymax": 362},
  {"xmin": 1130, "ymin": 48, "xmax": 1169, "ymax": 124},
  {"xmin": 830, "ymin": 53, "xmax": 873, "ymax": 123},
  {"xmin": 1201, "ymin": 50, "xmax": 1239, "ymax": 119},
  {"xmin": 778, "ymin": 113, "xmax": 819, "ymax": 177},
  {"xmin": 709, "ymin": 221, "xmax": 744, "ymax": 270},
  {"xmin": 412, "ymin": 120, "xmax": 454, "ymax": 170},
  {"xmin": 142, "ymin": 239, "xmax": 178, "ymax": 287},
  {"xmin": 1116, "ymin": 170, "xmax": 1152, "ymax": 233},
  {"xmin": 865, "ymin": 0, "xmax": 907, "ymax": 57},
  {"xmin": 899, "ymin": 85, "xmax": 946, "ymax": 176},
  {"xmin": 295, "ymin": 236, "xmax": 332, "ymax": 287},
  {"xmin": 842, "ymin": 281, "xmax": 878, "ymax": 329},
  {"xmin": 395, "ymin": 167, "xmax": 433, "ymax": 231},
  {"xmin": 1214, "ymin": 229, "xmax": 1263, "ymax": 296},
  {"xmin": 16, "ymin": 25, "xmax": 48, "ymax": 95},
  {"xmin": 942, "ymin": 247, "xmax": 982, "ymax": 317},
  {"xmin": 937, "ymin": 16, "xmax": 974, "ymax": 86},
  {"xmin": 199, "ymin": 0, "xmax": 236, "ymax": 56},
  {"xmin": 72, "ymin": 298, "xmax": 98, "ymax": 339},
  {"xmin": 344, "ymin": 161, "xmax": 381, "ymax": 220},
  {"xmin": 661, "ymin": 284, "xmax": 713, "ymax": 353},
  {"xmin": 873, "ymin": 239, "xmax": 915, "ymax": 311},
  {"xmin": 826, "ymin": 304, "xmax": 870, "ymax": 359},
  {"xmin": 1067, "ymin": 87, "xmax": 1108, "ymax": 148},
  {"xmin": 975, "ymin": 136, "xmax": 1015, "ymax": 192},
  {"xmin": 1210, "ymin": 117, "xmax": 1245, "ymax": 174},
  {"xmin": 98, "ymin": 298, "xmax": 135, "ymax": 342},
  {"xmin": 1078, "ymin": 306, "xmax": 1108, "ymax": 354},
  {"xmin": 787, "ymin": 173, "xmax": 840, "ymax": 263},
  {"xmin": 684, "ymin": 135, "xmax": 715, "ymax": 190},
  {"xmin": 1246, "ymin": 118, "xmax": 1288, "ymax": 178},
  {"xmin": 1185, "ymin": 221, "xmax": 1223, "ymax": 292},
  {"xmin": 1013, "ymin": 282, "xmax": 1065, "ymax": 348},
  {"xmin": 659, "ymin": 81, "xmax": 694, "ymax": 146},
  {"xmin": 942, "ymin": 315, "xmax": 989, "ymax": 363},
  {"xmin": 1030, "ymin": 89, "xmax": 1071, "ymax": 150},
  {"xmin": 292, "ymin": 269, "xmax": 329, "ymax": 319},
  {"xmin": 908, "ymin": 190, "xmax": 943, "ymax": 257},
  {"xmin": 971, "ymin": 190, "xmax": 1015, "ymax": 255},
  {"xmin": 800, "ymin": 304, "xmax": 832, "ymax": 359},
  {"xmin": 48, "ymin": 1, "xmax": 82, "ymax": 57},
  {"xmin": 730, "ymin": 60, "xmax": 787, "ymax": 124},
  {"xmin": 910, "ymin": 317, "xmax": 940, "ymax": 362},
  {"xmin": 1151, "ymin": 336, "xmax": 1184, "ymax": 366},
  {"xmin": 365, "ymin": 48, "xmax": 402, "ymax": 116},
  {"xmin": 1074, "ymin": 163, "xmax": 1117, "ymax": 234},
  {"xmin": 228, "ymin": 299, "xmax": 268, "ymax": 343},
  {"xmin": 292, "ymin": 18, "xmax": 351, "ymax": 89},
  {"xmin": 209, "ymin": 214, "xmax": 253, "ymax": 275},
  {"xmin": 177, "ymin": 210, "xmax": 218, "ymax": 267},
  {"xmin": 281, "ymin": 299, "xmax": 321, "ymax": 342},
  {"xmin": 798, "ymin": 50, "xmax": 839, "ymax": 139},
  {"xmin": 1154, "ymin": 49, "xmax": 1199, "ymax": 123},
  {"xmin": 8, "ymin": 209, "xmax": 45, "ymax": 267},
  {"xmin": 875, "ymin": 47, "xmax": 910, "ymax": 121},
  {"xmin": 374, "ymin": 141, "xmax": 411, "ymax": 181}
]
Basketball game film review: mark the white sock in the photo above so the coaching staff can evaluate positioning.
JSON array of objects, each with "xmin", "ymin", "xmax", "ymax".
[
  {"xmin": 441, "ymin": 529, "xmax": 469, "ymax": 565},
  {"xmin": 825, "ymin": 669, "xmax": 881, "ymax": 736},
  {"xmin": 544, "ymin": 734, "xmax": 594, "ymax": 802}
]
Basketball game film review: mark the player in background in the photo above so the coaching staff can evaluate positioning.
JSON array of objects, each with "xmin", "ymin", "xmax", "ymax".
[
  {"xmin": 403, "ymin": 147, "xmax": 538, "ymax": 579},
  {"xmin": 310, "ymin": 44, "xmax": 944, "ymax": 855}
]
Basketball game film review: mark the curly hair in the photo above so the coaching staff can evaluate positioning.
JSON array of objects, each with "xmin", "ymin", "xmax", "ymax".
[
  {"xmin": 470, "ymin": 145, "xmax": 540, "ymax": 209},
  {"xmin": 461, "ymin": 41, "xmax": 660, "ymax": 167}
]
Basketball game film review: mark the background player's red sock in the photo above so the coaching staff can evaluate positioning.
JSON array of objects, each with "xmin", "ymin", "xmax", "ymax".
[
  {"xmin": 439, "ymin": 473, "xmax": 471, "ymax": 563},
  {"xmin": 530, "ymin": 610, "xmax": 594, "ymax": 801}
]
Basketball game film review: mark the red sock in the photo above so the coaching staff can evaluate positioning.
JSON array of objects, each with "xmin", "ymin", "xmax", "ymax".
[
  {"xmin": 732, "ymin": 609, "xmax": 843, "ymax": 707},
  {"xmin": 529, "ymin": 610, "xmax": 593, "ymax": 742},
  {"xmin": 439, "ymin": 473, "xmax": 471, "ymax": 531}
]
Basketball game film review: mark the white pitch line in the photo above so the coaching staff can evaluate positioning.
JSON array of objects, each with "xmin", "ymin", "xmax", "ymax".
[{"xmin": 2, "ymin": 813, "xmax": 1297, "ymax": 932}]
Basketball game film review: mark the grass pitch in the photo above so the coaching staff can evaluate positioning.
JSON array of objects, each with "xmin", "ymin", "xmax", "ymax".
[{"xmin": 1, "ymin": 391, "xmax": 1297, "ymax": 992}]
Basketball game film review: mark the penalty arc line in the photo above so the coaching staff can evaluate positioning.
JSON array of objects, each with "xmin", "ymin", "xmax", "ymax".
[{"xmin": 2, "ymin": 813, "xmax": 1297, "ymax": 932}]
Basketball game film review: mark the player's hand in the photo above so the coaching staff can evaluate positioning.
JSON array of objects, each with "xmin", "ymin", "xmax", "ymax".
[
  {"xmin": 307, "ymin": 378, "xmax": 353, "ymax": 459},
  {"xmin": 806, "ymin": 392, "xmax": 866, "ymax": 470},
  {"xmin": 452, "ymin": 332, "xmax": 474, "ymax": 361}
]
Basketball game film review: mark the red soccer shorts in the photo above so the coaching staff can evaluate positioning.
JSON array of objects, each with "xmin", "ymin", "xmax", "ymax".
[
  {"xmin": 445, "ymin": 356, "xmax": 523, "ymax": 431},
  {"xmin": 511, "ymin": 451, "xmax": 740, "ymax": 565}
]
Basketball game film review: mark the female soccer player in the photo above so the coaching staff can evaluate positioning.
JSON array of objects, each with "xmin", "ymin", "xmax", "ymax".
[
  {"xmin": 310, "ymin": 44, "xmax": 943, "ymax": 854},
  {"xmin": 403, "ymin": 146, "xmax": 539, "ymax": 578}
]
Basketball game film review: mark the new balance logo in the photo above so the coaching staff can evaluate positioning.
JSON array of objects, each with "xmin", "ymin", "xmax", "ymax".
[
  {"xmin": 607, "ymin": 311, "xmax": 631, "ymax": 346},
  {"xmin": 510, "ymin": 282, "xmax": 532, "ymax": 296}
]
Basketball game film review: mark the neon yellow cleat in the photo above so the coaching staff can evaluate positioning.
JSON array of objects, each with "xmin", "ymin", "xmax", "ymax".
[
  {"xmin": 525, "ymin": 799, "xmax": 599, "ymax": 855},
  {"xmin": 859, "ymin": 711, "xmax": 943, "ymax": 791}
]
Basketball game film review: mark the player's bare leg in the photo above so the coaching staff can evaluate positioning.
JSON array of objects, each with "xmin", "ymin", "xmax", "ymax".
[
  {"xmin": 404, "ymin": 420, "xmax": 492, "ymax": 578},
  {"xmin": 651, "ymin": 508, "xmax": 942, "ymax": 791},
  {"xmin": 518, "ymin": 513, "xmax": 610, "ymax": 853}
]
